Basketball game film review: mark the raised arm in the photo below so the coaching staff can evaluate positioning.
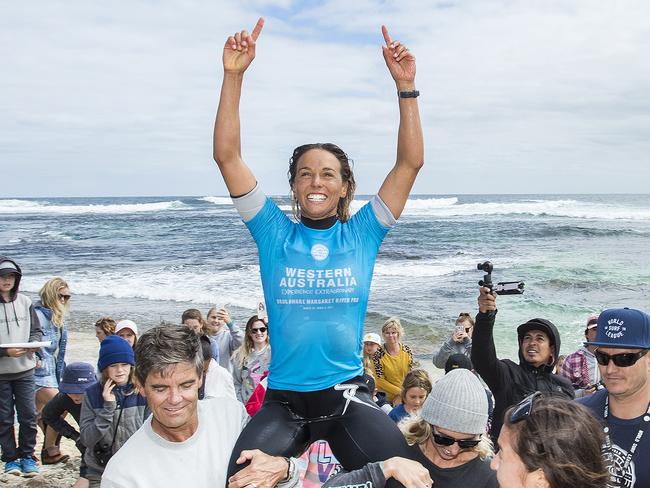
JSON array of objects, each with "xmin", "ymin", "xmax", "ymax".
[
  {"xmin": 213, "ymin": 18, "xmax": 264, "ymax": 197},
  {"xmin": 377, "ymin": 25, "xmax": 424, "ymax": 220}
]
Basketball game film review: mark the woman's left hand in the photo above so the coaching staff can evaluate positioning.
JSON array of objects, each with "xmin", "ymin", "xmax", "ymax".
[{"xmin": 381, "ymin": 25, "xmax": 416, "ymax": 86}]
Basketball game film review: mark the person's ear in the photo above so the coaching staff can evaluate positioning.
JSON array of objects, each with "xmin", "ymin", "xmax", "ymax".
[
  {"xmin": 529, "ymin": 468, "xmax": 550, "ymax": 488},
  {"xmin": 135, "ymin": 377, "xmax": 146, "ymax": 398}
]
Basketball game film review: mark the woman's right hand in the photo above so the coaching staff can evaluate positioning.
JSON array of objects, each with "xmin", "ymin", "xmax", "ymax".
[
  {"xmin": 102, "ymin": 378, "xmax": 116, "ymax": 402},
  {"xmin": 223, "ymin": 17, "xmax": 264, "ymax": 74},
  {"xmin": 382, "ymin": 457, "xmax": 432, "ymax": 488}
]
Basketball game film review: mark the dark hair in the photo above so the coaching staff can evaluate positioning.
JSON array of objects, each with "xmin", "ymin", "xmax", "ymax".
[
  {"xmin": 134, "ymin": 324, "xmax": 203, "ymax": 387},
  {"xmin": 181, "ymin": 308, "xmax": 207, "ymax": 334},
  {"xmin": 199, "ymin": 335, "xmax": 212, "ymax": 362},
  {"xmin": 287, "ymin": 143, "xmax": 356, "ymax": 222},
  {"xmin": 503, "ymin": 396, "xmax": 609, "ymax": 488}
]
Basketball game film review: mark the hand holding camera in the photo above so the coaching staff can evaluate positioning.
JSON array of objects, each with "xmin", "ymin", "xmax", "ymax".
[{"xmin": 478, "ymin": 286, "xmax": 497, "ymax": 313}]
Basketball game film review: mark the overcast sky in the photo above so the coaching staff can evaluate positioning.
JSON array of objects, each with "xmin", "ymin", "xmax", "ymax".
[{"xmin": 3, "ymin": 0, "xmax": 649, "ymax": 197}]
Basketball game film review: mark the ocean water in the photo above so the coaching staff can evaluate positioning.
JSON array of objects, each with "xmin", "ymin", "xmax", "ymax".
[{"xmin": 2, "ymin": 194, "xmax": 649, "ymax": 364}]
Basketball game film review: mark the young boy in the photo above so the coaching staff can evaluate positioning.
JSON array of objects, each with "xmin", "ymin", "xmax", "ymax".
[{"xmin": 0, "ymin": 257, "xmax": 42, "ymax": 477}]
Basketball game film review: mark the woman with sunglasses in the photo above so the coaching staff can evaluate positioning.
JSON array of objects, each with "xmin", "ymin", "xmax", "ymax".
[
  {"xmin": 492, "ymin": 393, "xmax": 608, "ymax": 488},
  {"xmin": 324, "ymin": 369, "xmax": 497, "ymax": 488},
  {"xmin": 33, "ymin": 277, "xmax": 71, "ymax": 464},
  {"xmin": 231, "ymin": 315, "xmax": 271, "ymax": 404}
]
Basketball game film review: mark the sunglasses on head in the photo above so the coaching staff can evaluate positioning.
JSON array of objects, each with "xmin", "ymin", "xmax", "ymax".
[
  {"xmin": 432, "ymin": 430, "xmax": 480, "ymax": 449},
  {"xmin": 509, "ymin": 391, "xmax": 543, "ymax": 424},
  {"xmin": 251, "ymin": 327, "xmax": 267, "ymax": 334},
  {"xmin": 594, "ymin": 349, "xmax": 649, "ymax": 368}
]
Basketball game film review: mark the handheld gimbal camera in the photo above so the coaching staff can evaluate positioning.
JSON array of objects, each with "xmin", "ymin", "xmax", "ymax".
[{"xmin": 477, "ymin": 261, "xmax": 525, "ymax": 295}]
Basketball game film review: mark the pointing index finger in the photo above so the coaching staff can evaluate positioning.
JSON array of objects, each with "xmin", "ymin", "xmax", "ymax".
[
  {"xmin": 251, "ymin": 17, "xmax": 264, "ymax": 41},
  {"xmin": 381, "ymin": 25, "xmax": 392, "ymax": 46}
]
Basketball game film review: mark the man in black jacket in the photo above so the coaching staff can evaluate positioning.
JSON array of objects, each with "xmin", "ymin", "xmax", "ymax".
[{"xmin": 471, "ymin": 287, "xmax": 574, "ymax": 443}]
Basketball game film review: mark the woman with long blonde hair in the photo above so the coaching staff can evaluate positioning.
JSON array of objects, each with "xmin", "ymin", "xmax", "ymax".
[
  {"xmin": 323, "ymin": 369, "xmax": 498, "ymax": 488},
  {"xmin": 34, "ymin": 277, "xmax": 71, "ymax": 464},
  {"xmin": 231, "ymin": 315, "xmax": 271, "ymax": 404}
]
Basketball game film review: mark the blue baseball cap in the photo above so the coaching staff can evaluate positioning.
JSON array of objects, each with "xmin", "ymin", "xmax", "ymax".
[
  {"xmin": 59, "ymin": 362, "xmax": 98, "ymax": 394},
  {"xmin": 584, "ymin": 308, "xmax": 650, "ymax": 349}
]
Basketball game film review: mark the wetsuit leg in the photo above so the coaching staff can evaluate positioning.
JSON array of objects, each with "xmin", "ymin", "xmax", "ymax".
[
  {"xmin": 324, "ymin": 396, "xmax": 412, "ymax": 470},
  {"xmin": 226, "ymin": 400, "xmax": 310, "ymax": 477}
]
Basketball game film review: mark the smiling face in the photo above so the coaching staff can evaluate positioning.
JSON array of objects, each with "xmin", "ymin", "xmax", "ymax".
[
  {"xmin": 141, "ymin": 361, "xmax": 200, "ymax": 442},
  {"xmin": 430, "ymin": 426, "xmax": 480, "ymax": 463},
  {"xmin": 521, "ymin": 330, "xmax": 554, "ymax": 368},
  {"xmin": 249, "ymin": 320, "xmax": 268, "ymax": 346},
  {"xmin": 292, "ymin": 149, "xmax": 348, "ymax": 221},
  {"xmin": 105, "ymin": 362, "xmax": 131, "ymax": 386},
  {"xmin": 206, "ymin": 310, "xmax": 224, "ymax": 334}
]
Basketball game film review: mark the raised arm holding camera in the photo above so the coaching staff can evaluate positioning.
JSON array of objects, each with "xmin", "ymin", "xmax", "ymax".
[{"xmin": 470, "ymin": 287, "xmax": 574, "ymax": 444}]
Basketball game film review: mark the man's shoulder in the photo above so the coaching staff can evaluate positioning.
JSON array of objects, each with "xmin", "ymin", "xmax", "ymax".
[{"xmin": 577, "ymin": 388, "xmax": 608, "ymax": 414}]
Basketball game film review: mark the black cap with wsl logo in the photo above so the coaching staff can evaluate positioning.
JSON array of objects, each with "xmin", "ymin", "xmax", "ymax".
[{"xmin": 585, "ymin": 308, "xmax": 650, "ymax": 349}]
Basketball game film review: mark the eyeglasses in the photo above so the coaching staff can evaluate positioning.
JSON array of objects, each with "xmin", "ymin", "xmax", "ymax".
[
  {"xmin": 432, "ymin": 430, "xmax": 481, "ymax": 449},
  {"xmin": 58, "ymin": 294, "xmax": 71, "ymax": 302},
  {"xmin": 458, "ymin": 312, "xmax": 471, "ymax": 318},
  {"xmin": 509, "ymin": 391, "xmax": 542, "ymax": 424},
  {"xmin": 251, "ymin": 327, "xmax": 267, "ymax": 334},
  {"xmin": 594, "ymin": 349, "xmax": 649, "ymax": 368}
]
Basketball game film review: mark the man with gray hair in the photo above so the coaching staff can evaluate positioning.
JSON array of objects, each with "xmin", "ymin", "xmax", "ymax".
[{"xmin": 101, "ymin": 325, "xmax": 298, "ymax": 487}]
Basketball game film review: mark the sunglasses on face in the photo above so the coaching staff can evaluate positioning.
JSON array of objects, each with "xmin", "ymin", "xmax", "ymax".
[
  {"xmin": 432, "ymin": 430, "xmax": 480, "ymax": 449},
  {"xmin": 594, "ymin": 349, "xmax": 649, "ymax": 368},
  {"xmin": 251, "ymin": 327, "xmax": 267, "ymax": 334},
  {"xmin": 509, "ymin": 391, "xmax": 543, "ymax": 424},
  {"xmin": 58, "ymin": 294, "xmax": 71, "ymax": 302}
]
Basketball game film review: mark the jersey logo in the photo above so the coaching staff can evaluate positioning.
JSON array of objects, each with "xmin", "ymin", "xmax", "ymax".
[{"xmin": 311, "ymin": 244, "xmax": 329, "ymax": 261}]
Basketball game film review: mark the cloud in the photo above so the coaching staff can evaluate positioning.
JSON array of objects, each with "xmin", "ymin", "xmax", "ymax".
[{"xmin": 2, "ymin": 0, "xmax": 649, "ymax": 196}]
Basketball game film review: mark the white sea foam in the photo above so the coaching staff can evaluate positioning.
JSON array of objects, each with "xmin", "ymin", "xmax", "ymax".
[
  {"xmin": 199, "ymin": 196, "xmax": 233, "ymax": 206},
  {"xmin": 0, "ymin": 199, "xmax": 187, "ymax": 215},
  {"xmin": 400, "ymin": 198, "xmax": 650, "ymax": 220},
  {"xmin": 280, "ymin": 197, "xmax": 649, "ymax": 220},
  {"xmin": 20, "ymin": 266, "xmax": 263, "ymax": 309}
]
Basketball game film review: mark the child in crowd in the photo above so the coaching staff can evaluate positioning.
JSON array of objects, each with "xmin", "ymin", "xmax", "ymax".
[
  {"xmin": 114, "ymin": 320, "xmax": 137, "ymax": 348},
  {"xmin": 0, "ymin": 257, "xmax": 42, "ymax": 477},
  {"xmin": 181, "ymin": 309, "xmax": 219, "ymax": 362},
  {"xmin": 34, "ymin": 277, "xmax": 71, "ymax": 465},
  {"xmin": 362, "ymin": 332, "xmax": 381, "ymax": 376},
  {"xmin": 205, "ymin": 306, "xmax": 243, "ymax": 372},
  {"xmin": 231, "ymin": 315, "xmax": 271, "ymax": 404},
  {"xmin": 389, "ymin": 369, "xmax": 432, "ymax": 423},
  {"xmin": 94, "ymin": 317, "xmax": 116, "ymax": 343},
  {"xmin": 79, "ymin": 336, "xmax": 147, "ymax": 487},
  {"xmin": 42, "ymin": 362, "xmax": 97, "ymax": 488}
]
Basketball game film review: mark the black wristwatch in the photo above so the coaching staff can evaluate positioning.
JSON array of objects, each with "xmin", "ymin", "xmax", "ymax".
[{"xmin": 398, "ymin": 90, "xmax": 420, "ymax": 98}]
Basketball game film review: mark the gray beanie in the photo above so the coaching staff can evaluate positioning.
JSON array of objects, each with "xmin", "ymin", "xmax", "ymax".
[{"xmin": 420, "ymin": 369, "xmax": 488, "ymax": 435}]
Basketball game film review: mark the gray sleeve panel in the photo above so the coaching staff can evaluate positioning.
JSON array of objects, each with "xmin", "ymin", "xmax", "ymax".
[
  {"xmin": 322, "ymin": 462, "xmax": 386, "ymax": 488},
  {"xmin": 232, "ymin": 183, "xmax": 267, "ymax": 222},
  {"xmin": 370, "ymin": 195, "xmax": 397, "ymax": 228}
]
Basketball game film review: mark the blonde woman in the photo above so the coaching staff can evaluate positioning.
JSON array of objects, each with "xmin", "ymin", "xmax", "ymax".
[
  {"xmin": 323, "ymin": 369, "xmax": 497, "ymax": 488},
  {"xmin": 372, "ymin": 317, "xmax": 414, "ymax": 404},
  {"xmin": 231, "ymin": 315, "xmax": 271, "ymax": 403},
  {"xmin": 34, "ymin": 277, "xmax": 71, "ymax": 464}
]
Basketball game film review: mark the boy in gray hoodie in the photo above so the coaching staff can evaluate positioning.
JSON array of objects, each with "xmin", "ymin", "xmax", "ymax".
[{"xmin": 0, "ymin": 257, "xmax": 42, "ymax": 477}]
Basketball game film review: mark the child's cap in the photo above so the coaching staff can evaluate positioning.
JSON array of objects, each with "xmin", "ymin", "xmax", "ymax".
[{"xmin": 59, "ymin": 362, "xmax": 98, "ymax": 394}]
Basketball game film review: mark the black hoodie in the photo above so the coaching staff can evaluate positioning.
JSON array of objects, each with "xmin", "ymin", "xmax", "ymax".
[
  {"xmin": 0, "ymin": 256, "xmax": 42, "ymax": 378},
  {"xmin": 471, "ymin": 310, "xmax": 574, "ymax": 442}
]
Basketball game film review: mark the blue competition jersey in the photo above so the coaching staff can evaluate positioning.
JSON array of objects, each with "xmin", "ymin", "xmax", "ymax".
[{"xmin": 245, "ymin": 198, "xmax": 390, "ymax": 391}]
